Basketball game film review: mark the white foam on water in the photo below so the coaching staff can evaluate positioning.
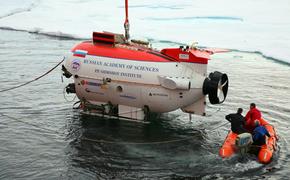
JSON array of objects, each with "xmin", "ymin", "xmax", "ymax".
[
  {"xmin": 0, "ymin": 0, "xmax": 289, "ymax": 63},
  {"xmin": 233, "ymin": 161, "xmax": 262, "ymax": 172}
]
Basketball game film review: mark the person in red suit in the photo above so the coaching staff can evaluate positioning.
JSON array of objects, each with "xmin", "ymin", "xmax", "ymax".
[{"xmin": 245, "ymin": 103, "xmax": 262, "ymax": 133}]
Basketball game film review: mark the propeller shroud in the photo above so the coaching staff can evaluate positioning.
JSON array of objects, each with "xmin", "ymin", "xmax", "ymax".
[{"xmin": 203, "ymin": 71, "xmax": 229, "ymax": 104}]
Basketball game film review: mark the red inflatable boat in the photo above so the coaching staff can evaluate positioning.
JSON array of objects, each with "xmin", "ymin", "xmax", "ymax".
[{"xmin": 219, "ymin": 118, "xmax": 278, "ymax": 164}]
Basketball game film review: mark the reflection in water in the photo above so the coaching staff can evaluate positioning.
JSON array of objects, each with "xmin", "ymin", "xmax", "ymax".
[{"xmin": 65, "ymin": 112, "xmax": 208, "ymax": 179}]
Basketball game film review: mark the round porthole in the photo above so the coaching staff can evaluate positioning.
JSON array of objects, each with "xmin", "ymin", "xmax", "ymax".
[{"xmin": 116, "ymin": 86, "xmax": 123, "ymax": 92}]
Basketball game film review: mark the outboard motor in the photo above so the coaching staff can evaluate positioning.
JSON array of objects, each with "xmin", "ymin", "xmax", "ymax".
[
  {"xmin": 203, "ymin": 71, "xmax": 229, "ymax": 104},
  {"xmin": 235, "ymin": 133, "xmax": 253, "ymax": 155}
]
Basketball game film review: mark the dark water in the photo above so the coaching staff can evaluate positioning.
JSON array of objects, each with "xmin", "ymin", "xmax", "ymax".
[{"xmin": 1, "ymin": 29, "xmax": 290, "ymax": 179}]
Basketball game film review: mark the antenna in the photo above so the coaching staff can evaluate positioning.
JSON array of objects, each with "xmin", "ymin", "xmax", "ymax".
[{"xmin": 124, "ymin": 0, "xmax": 130, "ymax": 41}]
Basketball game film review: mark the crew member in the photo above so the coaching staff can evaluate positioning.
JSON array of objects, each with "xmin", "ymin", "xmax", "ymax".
[
  {"xmin": 225, "ymin": 108, "xmax": 247, "ymax": 134},
  {"xmin": 248, "ymin": 120, "xmax": 271, "ymax": 155},
  {"xmin": 245, "ymin": 103, "xmax": 262, "ymax": 133},
  {"xmin": 252, "ymin": 120, "xmax": 271, "ymax": 146}
]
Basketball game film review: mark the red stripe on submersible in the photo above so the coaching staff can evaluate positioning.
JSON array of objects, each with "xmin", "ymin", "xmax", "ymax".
[{"xmin": 71, "ymin": 42, "xmax": 170, "ymax": 62}]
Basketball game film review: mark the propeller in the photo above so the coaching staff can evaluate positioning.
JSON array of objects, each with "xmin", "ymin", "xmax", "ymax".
[
  {"xmin": 217, "ymin": 79, "xmax": 228, "ymax": 103},
  {"xmin": 203, "ymin": 71, "xmax": 229, "ymax": 104}
]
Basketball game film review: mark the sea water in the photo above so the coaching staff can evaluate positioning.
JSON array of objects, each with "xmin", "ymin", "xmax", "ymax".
[{"xmin": 1, "ymin": 1, "xmax": 290, "ymax": 179}]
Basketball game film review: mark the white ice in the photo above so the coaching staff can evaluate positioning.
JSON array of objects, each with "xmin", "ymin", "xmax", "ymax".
[{"xmin": 0, "ymin": 0, "xmax": 289, "ymax": 63}]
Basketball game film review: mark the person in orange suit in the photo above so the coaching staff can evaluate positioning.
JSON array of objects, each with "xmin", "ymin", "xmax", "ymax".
[{"xmin": 245, "ymin": 103, "xmax": 262, "ymax": 133}]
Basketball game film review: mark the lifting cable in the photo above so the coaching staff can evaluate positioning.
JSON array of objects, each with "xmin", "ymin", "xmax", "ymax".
[{"xmin": 0, "ymin": 57, "xmax": 65, "ymax": 93}]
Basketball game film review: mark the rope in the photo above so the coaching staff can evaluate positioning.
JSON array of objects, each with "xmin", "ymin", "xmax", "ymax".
[
  {"xmin": 205, "ymin": 107, "xmax": 221, "ymax": 117},
  {"xmin": 72, "ymin": 101, "xmax": 81, "ymax": 109},
  {"xmin": 0, "ymin": 111, "xmax": 197, "ymax": 145},
  {"xmin": 0, "ymin": 57, "xmax": 65, "ymax": 93},
  {"xmin": 118, "ymin": 108, "xmax": 144, "ymax": 116},
  {"xmin": 92, "ymin": 115, "xmax": 225, "ymax": 146},
  {"xmin": 63, "ymin": 87, "xmax": 77, "ymax": 102},
  {"xmin": 207, "ymin": 121, "xmax": 229, "ymax": 131},
  {"xmin": 81, "ymin": 136, "xmax": 194, "ymax": 145},
  {"xmin": 0, "ymin": 112, "xmax": 63, "ymax": 136}
]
